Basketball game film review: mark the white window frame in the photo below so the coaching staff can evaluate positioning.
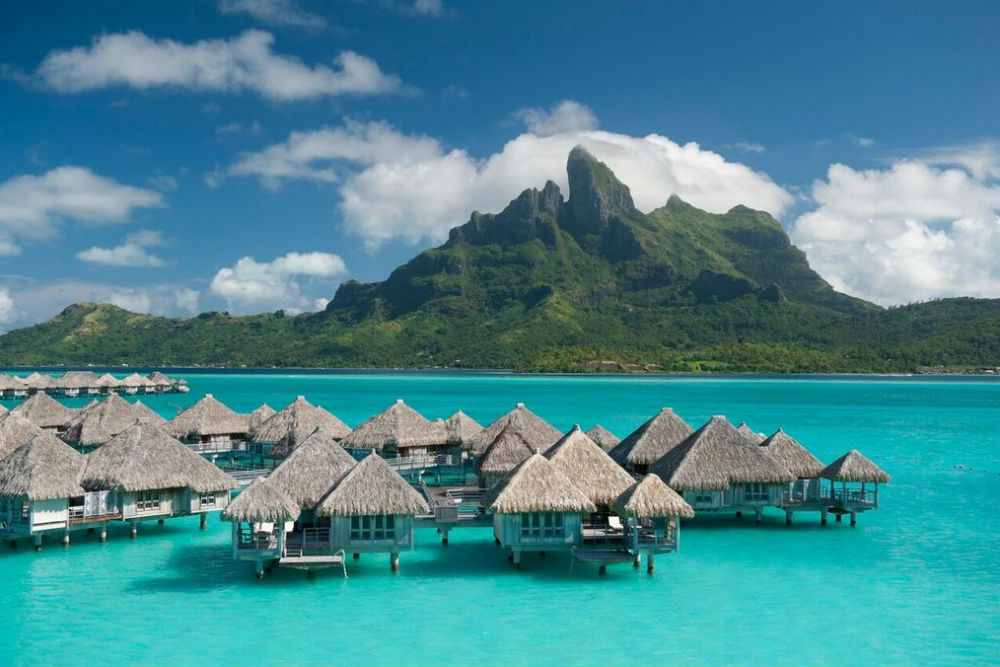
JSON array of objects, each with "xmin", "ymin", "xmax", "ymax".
[{"xmin": 136, "ymin": 490, "xmax": 161, "ymax": 513}]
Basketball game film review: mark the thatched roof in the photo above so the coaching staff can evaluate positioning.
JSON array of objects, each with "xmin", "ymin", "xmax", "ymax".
[
  {"xmin": 146, "ymin": 371, "xmax": 174, "ymax": 387},
  {"xmin": 11, "ymin": 392, "xmax": 77, "ymax": 428},
  {"xmin": 132, "ymin": 400, "xmax": 166, "ymax": 425},
  {"xmin": 61, "ymin": 394, "xmax": 145, "ymax": 447},
  {"xmin": 650, "ymin": 416, "xmax": 796, "ymax": 491},
  {"xmin": 58, "ymin": 371, "xmax": 99, "ymax": 389},
  {"xmin": 0, "ymin": 431, "xmax": 85, "ymax": 500},
  {"xmin": 584, "ymin": 424, "xmax": 620, "ymax": 452},
  {"xmin": 0, "ymin": 374, "xmax": 26, "ymax": 391},
  {"xmin": 222, "ymin": 477, "xmax": 300, "ymax": 523},
  {"xmin": 759, "ymin": 429, "xmax": 824, "ymax": 479},
  {"xmin": 252, "ymin": 396, "xmax": 351, "ymax": 455},
  {"xmin": 443, "ymin": 410, "xmax": 482, "ymax": 446},
  {"xmin": 545, "ymin": 425, "xmax": 635, "ymax": 506},
  {"xmin": 613, "ymin": 474, "xmax": 694, "ymax": 519},
  {"xmin": 0, "ymin": 404, "xmax": 7, "ymax": 417},
  {"xmin": 608, "ymin": 408, "xmax": 694, "ymax": 467},
  {"xmin": 316, "ymin": 453, "xmax": 429, "ymax": 516},
  {"xmin": 736, "ymin": 422, "xmax": 765, "ymax": 445},
  {"xmin": 0, "ymin": 413, "xmax": 46, "ymax": 459},
  {"xmin": 80, "ymin": 424, "xmax": 238, "ymax": 493},
  {"xmin": 164, "ymin": 394, "xmax": 248, "ymax": 438},
  {"xmin": 247, "ymin": 404, "xmax": 276, "ymax": 432},
  {"xmin": 95, "ymin": 373, "xmax": 123, "ymax": 388},
  {"xmin": 467, "ymin": 403, "xmax": 562, "ymax": 455},
  {"xmin": 485, "ymin": 453, "xmax": 596, "ymax": 515},
  {"xmin": 22, "ymin": 372, "xmax": 56, "ymax": 390},
  {"xmin": 121, "ymin": 372, "xmax": 156, "ymax": 388},
  {"xmin": 267, "ymin": 428, "xmax": 357, "ymax": 508},
  {"xmin": 821, "ymin": 449, "xmax": 890, "ymax": 483},
  {"xmin": 476, "ymin": 423, "xmax": 534, "ymax": 476},
  {"xmin": 338, "ymin": 399, "xmax": 441, "ymax": 451}
]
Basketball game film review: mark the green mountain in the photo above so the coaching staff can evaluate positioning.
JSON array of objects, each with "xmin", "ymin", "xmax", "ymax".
[{"xmin": 1, "ymin": 146, "xmax": 998, "ymax": 373}]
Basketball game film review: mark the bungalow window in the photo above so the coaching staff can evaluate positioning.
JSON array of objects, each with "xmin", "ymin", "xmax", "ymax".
[
  {"xmin": 520, "ymin": 512, "xmax": 565, "ymax": 538},
  {"xmin": 136, "ymin": 490, "xmax": 161, "ymax": 512},
  {"xmin": 199, "ymin": 493, "xmax": 216, "ymax": 507},
  {"xmin": 744, "ymin": 483, "xmax": 769, "ymax": 502},
  {"xmin": 693, "ymin": 493, "xmax": 715, "ymax": 505},
  {"xmin": 350, "ymin": 514, "xmax": 395, "ymax": 540}
]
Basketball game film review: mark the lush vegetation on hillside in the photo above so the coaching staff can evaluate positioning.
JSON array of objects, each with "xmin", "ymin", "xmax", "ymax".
[{"xmin": 0, "ymin": 147, "xmax": 997, "ymax": 373}]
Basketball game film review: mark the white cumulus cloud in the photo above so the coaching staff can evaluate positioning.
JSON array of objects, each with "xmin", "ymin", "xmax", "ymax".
[
  {"xmin": 0, "ymin": 288, "xmax": 20, "ymax": 327},
  {"xmin": 513, "ymin": 100, "xmax": 598, "ymax": 136},
  {"xmin": 0, "ymin": 166, "xmax": 163, "ymax": 240},
  {"xmin": 210, "ymin": 251, "xmax": 348, "ymax": 313},
  {"xmin": 34, "ymin": 30, "xmax": 405, "ymax": 101},
  {"xmin": 790, "ymin": 155, "xmax": 1000, "ymax": 305},
  {"xmin": 217, "ymin": 0, "xmax": 327, "ymax": 29},
  {"xmin": 223, "ymin": 104, "xmax": 792, "ymax": 250},
  {"xmin": 76, "ymin": 229, "xmax": 166, "ymax": 268}
]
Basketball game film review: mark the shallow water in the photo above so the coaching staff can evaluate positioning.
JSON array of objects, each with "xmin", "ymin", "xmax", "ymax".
[{"xmin": 1, "ymin": 373, "xmax": 998, "ymax": 666}]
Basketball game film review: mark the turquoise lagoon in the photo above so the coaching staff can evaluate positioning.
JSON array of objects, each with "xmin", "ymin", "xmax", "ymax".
[{"xmin": 1, "ymin": 372, "xmax": 998, "ymax": 666}]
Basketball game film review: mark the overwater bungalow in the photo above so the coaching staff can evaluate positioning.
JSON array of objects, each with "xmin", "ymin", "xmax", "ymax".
[
  {"xmin": 466, "ymin": 403, "xmax": 563, "ymax": 458},
  {"xmin": 315, "ymin": 453, "xmax": 430, "ymax": 572},
  {"xmin": 608, "ymin": 408, "xmax": 694, "ymax": 474},
  {"xmin": 736, "ymin": 422, "xmax": 766, "ymax": 444},
  {"xmin": 120, "ymin": 372, "xmax": 157, "ymax": 395},
  {"xmin": 0, "ymin": 431, "xmax": 119, "ymax": 548},
  {"xmin": 649, "ymin": 416, "xmax": 795, "ymax": 521},
  {"xmin": 60, "ymin": 393, "xmax": 155, "ymax": 451},
  {"xmin": 164, "ymin": 394, "xmax": 249, "ymax": 451},
  {"xmin": 584, "ymin": 424, "xmax": 620, "ymax": 452},
  {"xmin": 21, "ymin": 372, "xmax": 56, "ymax": 395},
  {"xmin": 0, "ymin": 374, "xmax": 27, "ymax": 400},
  {"xmin": 247, "ymin": 404, "xmax": 276, "ymax": 433},
  {"xmin": 223, "ymin": 478, "xmax": 300, "ymax": 577},
  {"xmin": 0, "ymin": 413, "xmax": 45, "ymax": 459},
  {"xmin": 95, "ymin": 373, "xmax": 123, "ymax": 395},
  {"xmin": 476, "ymin": 423, "xmax": 534, "ymax": 489},
  {"xmin": 820, "ymin": 449, "xmax": 890, "ymax": 525},
  {"xmin": 613, "ymin": 474, "xmax": 694, "ymax": 573},
  {"xmin": 132, "ymin": 400, "xmax": 166, "ymax": 426},
  {"xmin": 251, "ymin": 396, "xmax": 351, "ymax": 458},
  {"xmin": 757, "ymin": 429, "xmax": 825, "ymax": 524},
  {"xmin": 442, "ymin": 410, "xmax": 483, "ymax": 449},
  {"xmin": 339, "ymin": 399, "xmax": 445, "ymax": 460},
  {"xmin": 79, "ymin": 424, "xmax": 238, "ymax": 535},
  {"xmin": 146, "ymin": 372, "xmax": 174, "ymax": 393},
  {"xmin": 484, "ymin": 452, "xmax": 596, "ymax": 568},
  {"xmin": 268, "ymin": 428, "xmax": 357, "ymax": 509},
  {"xmin": 57, "ymin": 371, "xmax": 99, "ymax": 398},
  {"xmin": 11, "ymin": 392, "xmax": 76, "ymax": 432}
]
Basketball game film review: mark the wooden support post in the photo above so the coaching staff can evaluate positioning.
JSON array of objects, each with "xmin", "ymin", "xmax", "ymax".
[
  {"xmin": 130, "ymin": 521, "xmax": 138, "ymax": 538},
  {"xmin": 646, "ymin": 552, "xmax": 655, "ymax": 574},
  {"xmin": 633, "ymin": 555, "xmax": 641, "ymax": 569},
  {"xmin": 598, "ymin": 565, "xmax": 607, "ymax": 575},
  {"xmin": 157, "ymin": 518, "xmax": 164, "ymax": 525},
  {"xmin": 353, "ymin": 552, "xmax": 360, "ymax": 560},
  {"xmin": 785, "ymin": 511, "xmax": 793, "ymax": 526},
  {"xmin": 512, "ymin": 548, "xmax": 522, "ymax": 569},
  {"xmin": 441, "ymin": 528, "xmax": 449, "ymax": 546},
  {"xmin": 494, "ymin": 537, "xmax": 501, "ymax": 546},
  {"xmin": 306, "ymin": 570, "xmax": 315, "ymax": 580},
  {"xmin": 821, "ymin": 511, "xmax": 827, "ymax": 526},
  {"xmin": 62, "ymin": 531, "xmax": 70, "ymax": 547},
  {"xmin": 836, "ymin": 513, "xmax": 842, "ymax": 523},
  {"xmin": 755, "ymin": 509, "xmax": 762, "ymax": 525},
  {"xmin": 390, "ymin": 551, "xmax": 400, "ymax": 573},
  {"xmin": 87, "ymin": 527, "xmax": 94, "ymax": 534},
  {"xmin": 99, "ymin": 522, "xmax": 108, "ymax": 542},
  {"xmin": 850, "ymin": 512, "xmax": 857, "ymax": 527},
  {"xmin": 735, "ymin": 511, "xmax": 742, "ymax": 519},
  {"xmin": 507, "ymin": 550, "xmax": 513, "ymax": 563},
  {"xmin": 200, "ymin": 514, "xmax": 207, "ymax": 530},
  {"xmin": 255, "ymin": 561, "xmax": 265, "ymax": 579},
  {"xmin": 538, "ymin": 550, "xmax": 546, "ymax": 557},
  {"xmin": 9, "ymin": 539, "xmax": 16, "ymax": 549},
  {"xmin": 33, "ymin": 534, "xmax": 42, "ymax": 551}
]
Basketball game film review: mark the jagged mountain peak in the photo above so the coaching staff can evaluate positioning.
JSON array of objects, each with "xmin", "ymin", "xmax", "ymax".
[{"xmin": 565, "ymin": 145, "xmax": 637, "ymax": 235}]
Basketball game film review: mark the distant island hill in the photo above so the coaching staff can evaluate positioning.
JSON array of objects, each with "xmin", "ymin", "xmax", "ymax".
[{"xmin": 1, "ymin": 146, "xmax": 998, "ymax": 374}]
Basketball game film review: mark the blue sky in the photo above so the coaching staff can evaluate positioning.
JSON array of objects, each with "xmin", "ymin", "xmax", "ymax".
[{"xmin": 1, "ymin": 0, "xmax": 999, "ymax": 328}]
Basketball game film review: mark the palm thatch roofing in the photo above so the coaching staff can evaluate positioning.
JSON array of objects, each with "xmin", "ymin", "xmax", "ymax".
[
  {"xmin": 608, "ymin": 408, "xmax": 694, "ymax": 467},
  {"xmin": 252, "ymin": 396, "xmax": 351, "ymax": 455},
  {"xmin": 267, "ymin": 428, "xmax": 357, "ymax": 508},
  {"xmin": 121, "ymin": 372, "xmax": 157, "ymax": 388},
  {"xmin": 476, "ymin": 423, "xmax": 534, "ymax": 476},
  {"xmin": 146, "ymin": 371, "xmax": 174, "ymax": 387},
  {"xmin": 545, "ymin": 425, "xmax": 635, "ymax": 506},
  {"xmin": 650, "ymin": 416, "xmax": 796, "ymax": 491},
  {"xmin": 80, "ymin": 424, "xmax": 238, "ymax": 493},
  {"xmin": 164, "ymin": 394, "xmax": 248, "ymax": 439},
  {"xmin": 758, "ymin": 429, "xmax": 824, "ymax": 479},
  {"xmin": 316, "ymin": 452, "xmax": 429, "ymax": 516},
  {"xmin": 222, "ymin": 477, "xmax": 300, "ymax": 523},
  {"xmin": 443, "ymin": 410, "xmax": 483, "ymax": 446},
  {"xmin": 61, "ymin": 393, "xmax": 146, "ymax": 447},
  {"xmin": 95, "ymin": 373, "xmax": 123, "ymax": 388},
  {"xmin": 11, "ymin": 392, "xmax": 77, "ymax": 429},
  {"xmin": 0, "ymin": 374, "xmax": 26, "ymax": 391},
  {"xmin": 584, "ymin": 424, "xmax": 620, "ymax": 452},
  {"xmin": 0, "ymin": 404, "xmax": 7, "ymax": 417},
  {"xmin": 247, "ymin": 403, "xmax": 276, "ymax": 432},
  {"xmin": 338, "ymin": 399, "xmax": 441, "ymax": 451},
  {"xmin": 485, "ymin": 453, "xmax": 596, "ymax": 515},
  {"xmin": 132, "ymin": 400, "xmax": 166, "ymax": 425},
  {"xmin": 736, "ymin": 422, "xmax": 765, "ymax": 445},
  {"xmin": 58, "ymin": 371, "xmax": 99, "ymax": 389},
  {"xmin": 22, "ymin": 372, "xmax": 56, "ymax": 390},
  {"xmin": 0, "ymin": 413, "xmax": 46, "ymax": 459},
  {"xmin": 613, "ymin": 473, "xmax": 694, "ymax": 519},
  {"xmin": 467, "ymin": 403, "xmax": 563, "ymax": 455},
  {"xmin": 0, "ymin": 431, "xmax": 86, "ymax": 500},
  {"xmin": 821, "ymin": 449, "xmax": 890, "ymax": 483}
]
